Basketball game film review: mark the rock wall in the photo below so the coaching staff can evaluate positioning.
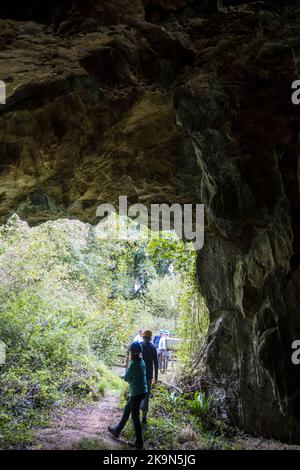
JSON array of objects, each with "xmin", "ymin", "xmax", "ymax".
[{"xmin": 0, "ymin": 0, "xmax": 300, "ymax": 441}]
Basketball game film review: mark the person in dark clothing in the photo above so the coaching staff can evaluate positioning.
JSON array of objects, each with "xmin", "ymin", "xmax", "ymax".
[
  {"xmin": 140, "ymin": 330, "xmax": 158, "ymax": 424},
  {"xmin": 108, "ymin": 341, "xmax": 147, "ymax": 449}
]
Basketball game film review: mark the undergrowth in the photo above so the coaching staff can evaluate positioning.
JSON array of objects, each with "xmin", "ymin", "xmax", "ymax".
[
  {"xmin": 0, "ymin": 356, "xmax": 123, "ymax": 449},
  {"xmin": 121, "ymin": 384, "xmax": 235, "ymax": 450}
]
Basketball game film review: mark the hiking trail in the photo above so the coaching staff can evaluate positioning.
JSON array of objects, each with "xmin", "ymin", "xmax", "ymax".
[{"xmin": 34, "ymin": 390, "xmax": 124, "ymax": 450}]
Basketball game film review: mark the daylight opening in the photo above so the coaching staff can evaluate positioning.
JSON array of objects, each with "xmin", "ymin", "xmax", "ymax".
[{"xmin": 0, "ymin": 214, "xmax": 209, "ymax": 449}]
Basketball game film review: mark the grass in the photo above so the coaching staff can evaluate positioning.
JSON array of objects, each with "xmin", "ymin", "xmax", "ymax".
[
  {"xmin": 96, "ymin": 363, "xmax": 125, "ymax": 393},
  {"xmin": 74, "ymin": 437, "xmax": 118, "ymax": 450},
  {"xmin": 0, "ymin": 409, "xmax": 49, "ymax": 450}
]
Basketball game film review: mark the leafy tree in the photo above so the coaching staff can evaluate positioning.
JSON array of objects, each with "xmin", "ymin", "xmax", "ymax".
[{"xmin": 142, "ymin": 275, "xmax": 181, "ymax": 322}]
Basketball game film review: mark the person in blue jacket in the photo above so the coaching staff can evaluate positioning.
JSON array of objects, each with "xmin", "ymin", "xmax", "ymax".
[{"xmin": 108, "ymin": 341, "xmax": 147, "ymax": 449}]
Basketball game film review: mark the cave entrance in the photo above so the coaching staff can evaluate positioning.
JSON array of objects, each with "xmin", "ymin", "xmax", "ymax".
[{"xmin": 0, "ymin": 212, "xmax": 210, "ymax": 449}]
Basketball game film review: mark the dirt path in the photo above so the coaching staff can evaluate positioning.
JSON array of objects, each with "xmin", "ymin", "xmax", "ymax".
[
  {"xmin": 34, "ymin": 391, "xmax": 124, "ymax": 450},
  {"xmin": 32, "ymin": 363, "xmax": 300, "ymax": 451},
  {"xmin": 33, "ymin": 390, "xmax": 300, "ymax": 451}
]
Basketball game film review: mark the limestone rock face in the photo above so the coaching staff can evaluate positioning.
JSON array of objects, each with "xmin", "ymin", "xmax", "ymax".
[{"xmin": 1, "ymin": 0, "xmax": 300, "ymax": 442}]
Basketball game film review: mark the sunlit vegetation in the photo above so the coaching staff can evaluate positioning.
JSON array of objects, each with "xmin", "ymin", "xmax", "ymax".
[{"xmin": 0, "ymin": 215, "xmax": 208, "ymax": 448}]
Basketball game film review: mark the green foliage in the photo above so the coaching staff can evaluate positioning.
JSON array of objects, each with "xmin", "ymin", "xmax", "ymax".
[
  {"xmin": 154, "ymin": 386, "xmax": 185, "ymax": 412},
  {"xmin": 177, "ymin": 285, "xmax": 209, "ymax": 369},
  {"xmin": 140, "ymin": 385, "xmax": 233, "ymax": 450},
  {"xmin": 0, "ymin": 217, "xmax": 134, "ymax": 448},
  {"xmin": 188, "ymin": 392, "xmax": 212, "ymax": 419},
  {"xmin": 144, "ymin": 417, "xmax": 177, "ymax": 449},
  {"xmin": 159, "ymin": 389, "xmax": 182, "ymax": 407},
  {"xmin": 146, "ymin": 236, "xmax": 196, "ymax": 275},
  {"xmin": 0, "ymin": 215, "xmax": 208, "ymax": 448},
  {"xmin": 119, "ymin": 384, "xmax": 231, "ymax": 450},
  {"xmin": 74, "ymin": 437, "xmax": 120, "ymax": 450},
  {"xmin": 142, "ymin": 275, "xmax": 181, "ymax": 322}
]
